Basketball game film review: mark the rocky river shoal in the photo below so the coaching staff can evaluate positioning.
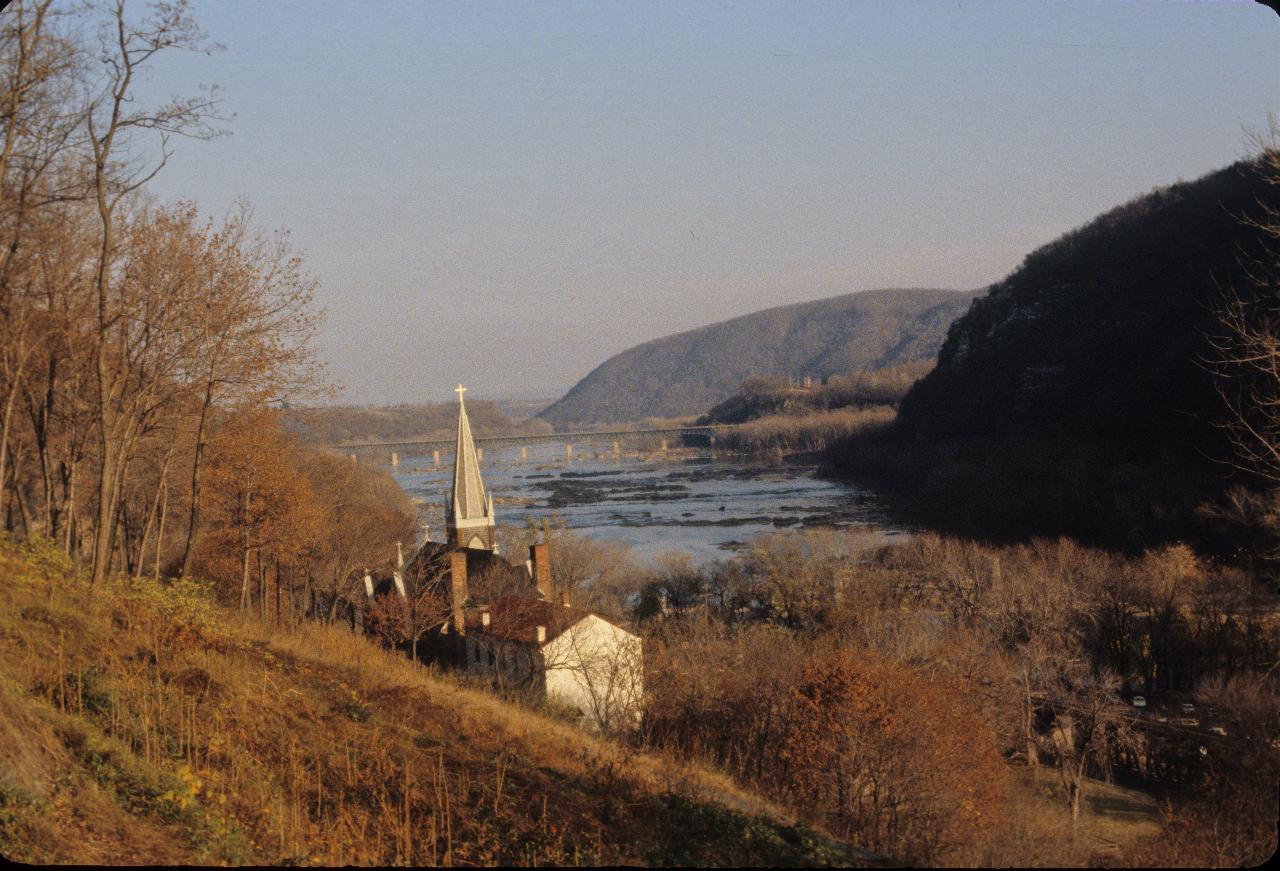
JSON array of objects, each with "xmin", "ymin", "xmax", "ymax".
[{"xmin": 393, "ymin": 443, "xmax": 902, "ymax": 564}]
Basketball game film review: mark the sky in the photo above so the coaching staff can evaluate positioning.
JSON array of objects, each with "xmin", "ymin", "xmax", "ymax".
[{"xmin": 133, "ymin": 0, "xmax": 1280, "ymax": 405}]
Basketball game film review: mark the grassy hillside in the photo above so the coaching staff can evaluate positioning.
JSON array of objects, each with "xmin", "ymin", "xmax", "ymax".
[
  {"xmin": 538, "ymin": 288, "xmax": 975, "ymax": 428},
  {"xmin": 283, "ymin": 400, "xmax": 553, "ymax": 446},
  {"xmin": 832, "ymin": 157, "xmax": 1279, "ymax": 549},
  {"xmin": 0, "ymin": 536, "xmax": 870, "ymax": 866}
]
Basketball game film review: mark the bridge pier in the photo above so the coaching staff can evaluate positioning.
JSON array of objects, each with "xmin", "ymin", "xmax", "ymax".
[
  {"xmin": 390, "ymin": 450, "xmax": 398, "ymax": 468},
  {"xmin": 476, "ymin": 447, "xmax": 483, "ymax": 462},
  {"xmin": 333, "ymin": 425, "xmax": 736, "ymax": 464},
  {"xmin": 350, "ymin": 453, "xmax": 357, "ymax": 463}
]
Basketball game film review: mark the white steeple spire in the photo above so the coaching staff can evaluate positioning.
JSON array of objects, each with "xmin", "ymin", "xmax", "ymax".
[{"xmin": 447, "ymin": 384, "xmax": 497, "ymax": 550}]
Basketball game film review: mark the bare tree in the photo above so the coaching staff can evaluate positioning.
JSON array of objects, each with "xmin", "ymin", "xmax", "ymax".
[
  {"xmin": 1205, "ymin": 129, "xmax": 1280, "ymax": 479},
  {"xmin": 177, "ymin": 204, "xmax": 323, "ymax": 578},
  {"xmin": 367, "ymin": 580, "xmax": 451, "ymax": 665},
  {"xmin": 0, "ymin": 0, "xmax": 85, "ymax": 523},
  {"xmin": 83, "ymin": 0, "xmax": 222, "ymax": 584},
  {"xmin": 1045, "ymin": 668, "xmax": 1137, "ymax": 832}
]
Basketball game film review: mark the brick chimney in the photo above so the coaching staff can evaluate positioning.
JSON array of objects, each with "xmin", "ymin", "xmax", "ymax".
[
  {"xmin": 449, "ymin": 550, "xmax": 468, "ymax": 637},
  {"xmin": 536, "ymin": 625, "xmax": 546, "ymax": 644},
  {"xmin": 529, "ymin": 542, "xmax": 551, "ymax": 599},
  {"xmin": 560, "ymin": 590, "xmax": 570, "ymax": 608}
]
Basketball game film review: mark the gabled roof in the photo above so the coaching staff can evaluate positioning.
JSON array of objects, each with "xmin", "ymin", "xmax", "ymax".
[
  {"xmin": 465, "ymin": 594, "xmax": 599, "ymax": 645},
  {"xmin": 450, "ymin": 387, "xmax": 488, "ymax": 522}
]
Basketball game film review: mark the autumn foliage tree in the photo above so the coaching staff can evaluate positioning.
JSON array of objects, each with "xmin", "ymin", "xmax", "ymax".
[
  {"xmin": 0, "ymin": 0, "xmax": 337, "ymax": 597},
  {"xmin": 295, "ymin": 449, "xmax": 415, "ymax": 623},
  {"xmin": 778, "ymin": 646, "xmax": 1008, "ymax": 864},
  {"xmin": 189, "ymin": 408, "xmax": 417, "ymax": 626},
  {"xmin": 194, "ymin": 408, "xmax": 322, "ymax": 616}
]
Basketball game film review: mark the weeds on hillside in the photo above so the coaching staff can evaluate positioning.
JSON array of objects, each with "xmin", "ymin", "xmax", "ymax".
[{"xmin": 0, "ymin": 536, "xmax": 860, "ymax": 866}]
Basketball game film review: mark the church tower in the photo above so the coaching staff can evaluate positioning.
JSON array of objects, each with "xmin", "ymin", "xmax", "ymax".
[{"xmin": 447, "ymin": 385, "xmax": 498, "ymax": 552}]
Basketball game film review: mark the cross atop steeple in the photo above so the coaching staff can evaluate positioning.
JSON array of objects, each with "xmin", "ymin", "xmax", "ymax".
[{"xmin": 455, "ymin": 384, "xmax": 467, "ymax": 400}]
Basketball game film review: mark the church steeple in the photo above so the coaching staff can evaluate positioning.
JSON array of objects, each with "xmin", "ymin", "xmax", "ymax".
[{"xmin": 447, "ymin": 385, "xmax": 498, "ymax": 551}]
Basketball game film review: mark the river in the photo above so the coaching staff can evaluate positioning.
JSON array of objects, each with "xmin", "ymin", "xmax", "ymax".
[{"xmin": 391, "ymin": 442, "xmax": 903, "ymax": 564}]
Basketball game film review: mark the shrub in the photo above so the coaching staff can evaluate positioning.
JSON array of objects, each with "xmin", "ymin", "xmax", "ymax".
[{"xmin": 779, "ymin": 646, "xmax": 1007, "ymax": 864}]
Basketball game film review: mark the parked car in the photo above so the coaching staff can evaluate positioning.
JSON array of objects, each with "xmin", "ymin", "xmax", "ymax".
[
  {"xmin": 1210, "ymin": 725, "xmax": 1228, "ymax": 736},
  {"xmin": 1181, "ymin": 702, "xmax": 1196, "ymax": 714},
  {"xmin": 1131, "ymin": 695, "xmax": 1148, "ymax": 708},
  {"xmin": 1177, "ymin": 717, "xmax": 1200, "ymax": 727}
]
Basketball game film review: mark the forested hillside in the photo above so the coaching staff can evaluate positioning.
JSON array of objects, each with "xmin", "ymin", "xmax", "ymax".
[
  {"xmin": 834, "ymin": 156, "xmax": 1279, "ymax": 549},
  {"xmin": 700, "ymin": 362, "xmax": 930, "ymax": 426},
  {"xmin": 537, "ymin": 288, "xmax": 975, "ymax": 428}
]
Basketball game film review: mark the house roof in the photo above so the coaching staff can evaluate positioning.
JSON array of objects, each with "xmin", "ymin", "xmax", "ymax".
[{"xmin": 465, "ymin": 594, "xmax": 598, "ymax": 645}]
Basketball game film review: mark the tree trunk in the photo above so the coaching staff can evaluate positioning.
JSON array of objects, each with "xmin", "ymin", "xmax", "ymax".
[
  {"xmin": 33, "ymin": 351, "xmax": 58, "ymax": 539},
  {"xmin": 119, "ymin": 500, "xmax": 134, "ymax": 575},
  {"xmin": 1024, "ymin": 669, "xmax": 1040, "ymax": 767},
  {"xmin": 1069, "ymin": 761, "xmax": 1085, "ymax": 833},
  {"xmin": 11, "ymin": 466, "xmax": 32, "ymax": 536},
  {"xmin": 179, "ymin": 391, "xmax": 212, "ymax": 578},
  {"xmin": 258, "ymin": 551, "xmax": 267, "ymax": 623},
  {"xmin": 89, "ymin": 295, "xmax": 115, "ymax": 586},
  {"xmin": 0, "ymin": 377, "xmax": 23, "ymax": 521},
  {"xmin": 136, "ymin": 449, "xmax": 171, "ymax": 579},
  {"xmin": 63, "ymin": 459, "xmax": 76, "ymax": 557},
  {"xmin": 153, "ymin": 459, "xmax": 169, "ymax": 580},
  {"xmin": 240, "ymin": 544, "xmax": 251, "ymax": 611}
]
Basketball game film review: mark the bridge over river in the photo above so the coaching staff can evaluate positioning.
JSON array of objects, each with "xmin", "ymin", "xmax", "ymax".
[{"xmin": 334, "ymin": 424, "xmax": 741, "ymax": 466}]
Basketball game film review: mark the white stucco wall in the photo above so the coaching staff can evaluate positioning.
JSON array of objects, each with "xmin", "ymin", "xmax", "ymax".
[{"xmin": 541, "ymin": 615, "xmax": 643, "ymax": 732}]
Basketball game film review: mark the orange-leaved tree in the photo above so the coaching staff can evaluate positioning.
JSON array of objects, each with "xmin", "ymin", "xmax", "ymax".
[
  {"xmin": 779, "ymin": 646, "xmax": 1007, "ymax": 864},
  {"xmin": 296, "ymin": 449, "xmax": 415, "ymax": 623},
  {"xmin": 194, "ymin": 408, "xmax": 323, "ymax": 616}
]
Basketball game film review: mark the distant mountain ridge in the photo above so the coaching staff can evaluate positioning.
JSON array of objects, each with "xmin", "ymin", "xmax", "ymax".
[{"xmin": 538, "ymin": 288, "xmax": 977, "ymax": 428}]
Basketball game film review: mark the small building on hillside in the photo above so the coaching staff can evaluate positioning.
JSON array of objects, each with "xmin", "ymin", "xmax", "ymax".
[{"xmin": 371, "ymin": 385, "xmax": 643, "ymax": 731}]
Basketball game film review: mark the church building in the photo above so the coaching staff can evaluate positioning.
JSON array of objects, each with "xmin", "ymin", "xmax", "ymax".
[{"xmin": 380, "ymin": 385, "xmax": 643, "ymax": 731}]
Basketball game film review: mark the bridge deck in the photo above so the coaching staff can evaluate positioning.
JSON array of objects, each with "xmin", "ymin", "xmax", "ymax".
[{"xmin": 333, "ymin": 424, "xmax": 737, "ymax": 452}]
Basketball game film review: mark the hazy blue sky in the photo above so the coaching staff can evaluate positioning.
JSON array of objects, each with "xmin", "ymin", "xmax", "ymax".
[{"xmin": 137, "ymin": 0, "xmax": 1279, "ymax": 404}]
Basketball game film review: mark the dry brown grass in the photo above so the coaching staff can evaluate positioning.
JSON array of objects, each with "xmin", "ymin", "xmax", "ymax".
[
  {"xmin": 716, "ymin": 406, "xmax": 895, "ymax": 454},
  {"xmin": 0, "ymin": 536, "xmax": 865, "ymax": 866},
  {"xmin": 979, "ymin": 766, "xmax": 1161, "ymax": 867}
]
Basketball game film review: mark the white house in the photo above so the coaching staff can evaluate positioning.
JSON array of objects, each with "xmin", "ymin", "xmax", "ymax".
[{"xmin": 458, "ymin": 593, "xmax": 644, "ymax": 731}]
